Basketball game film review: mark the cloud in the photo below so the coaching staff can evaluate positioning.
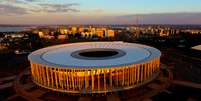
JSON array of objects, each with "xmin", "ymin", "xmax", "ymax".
[
  {"xmin": 38, "ymin": 3, "xmax": 79, "ymax": 13},
  {"xmin": 117, "ymin": 12, "xmax": 201, "ymax": 24},
  {"xmin": 0, "ymin": 1, "xmax": 79, "ymax": 15},
  {"xmin": 0, "ymin": 4, "xmax": 29, "ymax": 15},
  {"xmin": 1, "ymin": 0, "xmax": 38, "ymax": 3},
  {"xmin": 24, "ymin": 0, "xmax": 38, "ymax": 2}
]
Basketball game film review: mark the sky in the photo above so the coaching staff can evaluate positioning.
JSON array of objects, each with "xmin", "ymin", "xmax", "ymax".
[{"xmin": 0, "ymin": 0, "xmax": 201, "ymax": 25}]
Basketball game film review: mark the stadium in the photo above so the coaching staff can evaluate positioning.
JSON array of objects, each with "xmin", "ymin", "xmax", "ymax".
[{"xmin": 28, "ymin": 42, "xmax": 161, "ymax": 94}]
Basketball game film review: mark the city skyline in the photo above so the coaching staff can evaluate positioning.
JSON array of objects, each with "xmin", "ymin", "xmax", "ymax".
[{"xmin": 0, "ymin": 0, "xmax": 201, "ymax": 25}]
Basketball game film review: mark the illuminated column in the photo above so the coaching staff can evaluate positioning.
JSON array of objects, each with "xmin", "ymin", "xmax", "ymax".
[
  {"xmin": 149, "ymin": 62, "xmax": 152, "ymax": 77},
  {"xmin": 152, "ymin": 60, "xmax": 155, "ymax": 73},
  {"xmin": 125, "ymin": 67, "xmax": 128, "ymax": 86},
  {"xmin": 60, "ymin": 69, "xmax": 64, "ymax": 90},
  {"xmin": 80, "ymin": 72, "xmax": 83, "ymax": 91},
  {"xmin": 145, "ymin": 63, "xmax": 148, "ymax": 80},
  {"xmin": 133, "ymin": 66, "xmax": 135, "ymax": 85},
  {"xmin": 30, "ymin": 63, "xmax": 34, "ymax": 79},
  {"xmin": 152, "ymin": 60, "xmax": 154, "ymax": 74},
  {"xmin": 76, "ymin": 70, "xmax": 78, "ymax": 90},
  {"xmin": 110, "ymin": 69, "xmax": 112, "ymax": 91},
  {"xmin": 152, "ymin": 60, "xmax": 154, "ymax": 73},
  {"xmin": 34, "ymin": 64, "xmax": 37, "ymax": 82},
  {"xmin": 104, "ymin": 69, "xmax": 107, "ymax": 92},
  {"xmin": 57, "ymin": 68, "xmax": 60, "ymax": 89},
  {"xmin": 75, "ymin": 70, "xmax": 77, "ymax": 89},
  {"xmin": 91, "ymin": 70, "xmax": 94, "ymax": 93},
  {"xmin": 34, "ymin": 64, "xmax": 37, "ymax": 81},
  {"xmin": 79, "ymin": 71, "xmax": 81, "ymax": 90},
  {"xmin": 158, "ymin": 58, "xmax": 160, "ymax": 70},
  {"xmin": 65, "ymin": 71, "xmax": 67, "ymax": 91},
  {"xmin": 130, "ymin": 67, "xmax": 132, "ymax": 86},
  {"xmin": 142, "ymin": 64, "xmax": 144, "ymax": 82},
  {"xmin": 155, "ymin": 59, "xmax": 157, "ymax": 71},
  {"xmin": 147, "ymin": 63, "xmax": 149, "ymax": 79},
  {"xmin": 85, "ymin": 70, "xmax": 88, "ymax": 92},
  {"xmin": 98, "ymin": 69, "xmax": 100, "ymax": 93},
  {"xmin": 41, "ymin": 65, "xmax": 45, "ymax": 85},
  {"xmin": 41, "ymin": 66, "xmax": 43, "ymax": 85},
  {"xmin": 42, "ymin": 66, "xmax": 46, "ymax": 86},
  {"xmin": 31, "ymin": 64, "xmax": 34, "ymax": 80},
  {"xmin": 50, "ymin": 68, "xmax": 54, "ymax": 88},
  {"xmin": 137, "ymin": 64, "xmax": 140, "ymax": 83},
  {"xmin": 150, "ymin": 61, "xmax": 152, "ymax": 74},
  {"xmin": 33, "ymin": 64, "xmax": 36, "ymax": 81},
  {"xmin": 74, "ymin": 70, "xmax": 76, "ymax": 89},
  {"xmin": 139, "ymin": 65, "xmax": 142, "ymax": 83},
  {"xmin": 43, "ymin": 67, "xmax": 46, "ymax": 86},
  {"xmin": 127, "ymin": 67, "xmax": 129, "ymax": 86},
  {"xmin": 72, "ymin": 69, "xmax": 75, "ymax": 91},
  {"xmin": 55, "ymin": 68, "xmax": 59, "ymax": 89},
  {"xmin": 148, "ymin": 62, "xmax": 151, "ymax": 78},
  {"xmin": 144, "ymin": 64, "xmax": 146, "ymax": 81},
  {"xmin": 74, "ymin": 69, "xmax": 77, "ymax": 90},
  {"xmin": 36, "ymin": 65, "xmax": 40, "ymax": 84},
  {"xmin": 46, "ymin": 67, "xmax": 50, "ymax": 87},
  {"xmin": 80, "ymin": 70, "xmax": 82, "ymax": 90},
  {"xmin": 66, "ymin": 70, "xmax": 69, "ymax": 90},
  {"xmin": 128, "ymin": 67, "xmax": 130, "ymax": 86},
  {"xmin": 135, "ymin": 65, "xmax": 138, "ymax": 83},
  {"xmin": 122, "ymin": 67, "xmax": 124, "ymax": 86},
  {"xmin": 142, "ymin": 64, "xmax": 145, "ymax": 82},
  {"xmin": 130, "ymin": 66, "xmax": 132, "ymax": 85},
  {"xmin": 62, "ymin": 70, "xmax": 65, "ymax": 90},
  {"xmin": 78, "ymin": 70, "xmax": 80, "ymax": 90},
  {"xmin": 38, "ymin": 65, "xmax": 42, "ymax": 84},
  {"xmin": 36, "ymin": 65, "xmax": 39, "ymax": 83},
  {"xmin": 69, "ymin": 70, "xmax": 71, "ymax": 90},
  {"xmin": 69, "ymin": 70, "xmax": 72, "ymax": 90},
  {"xmin": 143, "ymin": 64, "xmax": 145, "ymax": 81},
  {"xmin": 133, "ymin": 65, "xmax": 136, "ymax": 84},
  {"xmin": 115, "ymin": 69, "xmax": 118, "ymax": 86},
  {"xmin": 63, "ymin": 69, "xmax": 66, "ymax": 89},
  {"xmin": 31, "ymin": 64, "xmax": 33, "ymax": 80},
  {"xmin": 156, "ymin": 59, "xmax": 158, "ymax": 71},
  {"xmin": 154, "ymin": 59, "xmax": 156, "ymax": 72}
]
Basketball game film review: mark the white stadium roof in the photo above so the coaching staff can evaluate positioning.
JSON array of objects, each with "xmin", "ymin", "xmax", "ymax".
[
  {"xmin": 192, "ymin": 45, "xmax": 201, "ymax": 51},
  {"xmin": 28, "ymin": 42, "xmax": 161, "ymax": 69}
]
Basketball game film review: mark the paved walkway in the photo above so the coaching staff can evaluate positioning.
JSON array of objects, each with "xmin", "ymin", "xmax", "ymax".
[
  {"xmin": 0, "ymin": 75, "xmax": 16, "ymax": 82},
  {"xmin": 107, "ymin": 94, "xmax": 121, "ymax": 101},
  {"xmin": 0, "ymin": 75, "xmax": 16, "ymax": 90},
  {"xmin": 172, "ymin": 80, "xmax": 201, "ymax": 89},
  {"xmin": 0, "ymin": 82, "xmax": 13, "ymax": 90}
]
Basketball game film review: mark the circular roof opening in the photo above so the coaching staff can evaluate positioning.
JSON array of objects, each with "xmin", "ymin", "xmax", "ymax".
[
  {"xmin": 71, "ymin": 48, "xmax": 126, "ymax": 60},
  {"xmin": 79, "ymin": 50, "xmax": 119, "ymax": 58}
]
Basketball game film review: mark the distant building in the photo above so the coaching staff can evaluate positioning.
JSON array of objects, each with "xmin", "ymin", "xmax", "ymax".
[
  {"xmin": 160, "ymin": 29, "xmax": 169, "ymax": 37},
  {"xmin": 58, "ymin": 35, "xmax": 68, "ymax": 40},
  {"xmin": 78, "ymin": 26, "xmax": 84, "ymax": 33},
  {"xmin": 38, "ymin": 32, "xmax": 44, "ymax": 38},
  {"xmin": 59, "ymin": 28, "xmax": 68, "ymax": 34},
  {"xmin": 107, "ymin": 30, "xmax": 115, "ymax": 37},
  {"xmin": 71, "ymin": 26, "xmax": 77, "ymax": 34}
]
